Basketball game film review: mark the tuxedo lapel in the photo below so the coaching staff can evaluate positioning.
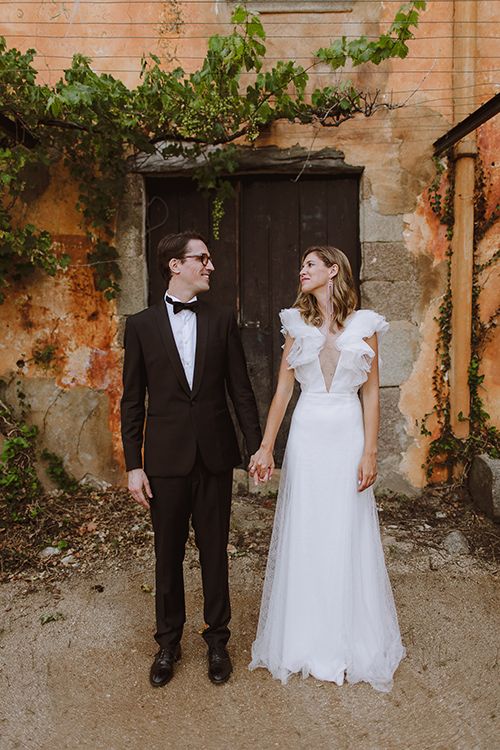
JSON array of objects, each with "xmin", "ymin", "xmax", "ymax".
[
  {"xmin": 153, "ymin": 302, "xmax": 191, "ymax": 397},
  {"xmin": 191, "ymin": 302, "xmax": 209, "ymax": 399}
]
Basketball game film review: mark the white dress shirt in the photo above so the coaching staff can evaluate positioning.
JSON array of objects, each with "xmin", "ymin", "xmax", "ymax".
[{"xmin": 165, "ymin": 292, "xmax": 197, "ymax": 389}]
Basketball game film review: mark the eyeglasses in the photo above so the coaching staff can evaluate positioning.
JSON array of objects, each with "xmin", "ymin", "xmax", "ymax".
[{"xmin": 183, "ymin": 253, "xmax": 213, "ymax": 267}]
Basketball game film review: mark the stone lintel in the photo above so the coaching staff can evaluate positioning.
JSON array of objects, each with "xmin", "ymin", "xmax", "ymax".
[{"xmin": 129, "ymin": 145, "xmax": 361, "ymax": 177}]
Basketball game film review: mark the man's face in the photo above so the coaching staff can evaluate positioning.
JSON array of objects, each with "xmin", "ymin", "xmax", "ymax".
[{"xmin": 171, "ymin": 239, "xmax": 215, "ymax": 295}]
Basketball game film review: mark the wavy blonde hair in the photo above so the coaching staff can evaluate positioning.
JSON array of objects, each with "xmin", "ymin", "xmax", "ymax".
[{"xmin": 294, "ymin": 246, "xmax": 358, "ymax": 329}]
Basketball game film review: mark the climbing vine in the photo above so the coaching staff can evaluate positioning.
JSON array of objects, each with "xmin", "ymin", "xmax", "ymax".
[
  {"xmin": 41, "ymin": 449, "xmax": 79, "ymax": 493},
  {"xmin": 0, "ymin": 396, "xmax": 42, "ymax": 509},
  {"xmin": 421, "ymin": 155, "xmax": 500, "ymax": 481},
  {"xmin": 0, "ymin": 390, "xmax": 80, "ymax": 517},
  {"xmin": 0, "ymin": 2, "xmax": 426, "ymax": 301}
]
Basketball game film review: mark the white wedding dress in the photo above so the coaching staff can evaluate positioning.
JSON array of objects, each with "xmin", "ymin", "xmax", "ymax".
[{"xmin": 249, "ymin": 308, "xmax": 405, "ymax": 692}]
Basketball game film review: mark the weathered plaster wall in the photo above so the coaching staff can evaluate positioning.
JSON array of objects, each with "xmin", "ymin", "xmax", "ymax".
[
  {"xmin": 0, "ymin": 1, "xmax": 498, "ymax": 490},
  {"xmin": 1, "ymin": 162, "xmax": 123, "ymax": 484},
  {"xmin": 400, "ymin": 117, "xmax": 500, "ymax": 488}
]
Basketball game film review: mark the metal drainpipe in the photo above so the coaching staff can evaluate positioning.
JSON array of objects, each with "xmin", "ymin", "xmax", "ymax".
[{"xmin": 449, "ymin": 0, "xmax": 477, "ymax": 443}]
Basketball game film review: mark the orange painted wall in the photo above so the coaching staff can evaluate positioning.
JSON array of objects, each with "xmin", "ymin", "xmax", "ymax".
[{"xmin": 400, "ymin": 115, "xmax": 499, "ymax": 487}]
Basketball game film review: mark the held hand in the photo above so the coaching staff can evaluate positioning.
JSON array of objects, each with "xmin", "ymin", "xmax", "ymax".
[
  {"xmin": 248, "ymin": 454, "xmax": 259, "ymax": 484},
  {"xmin": 128, "ymin": 468, "xmax": 153, "ymax": 509},
  {"xmin": 357, "ymin": 452, "xmax": 377, "ymax": 492},
  {"xmin": 249, "ymin": 447, "xmax": 275, "ymax": 486}
]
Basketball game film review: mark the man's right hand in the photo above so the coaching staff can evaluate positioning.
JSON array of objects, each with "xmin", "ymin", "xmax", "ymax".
[{"xmin": 128, "ymin": 468, "xmax": 153, "ymax": 509}]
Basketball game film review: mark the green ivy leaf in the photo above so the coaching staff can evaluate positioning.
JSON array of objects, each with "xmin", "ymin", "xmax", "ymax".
[{"xmin": 231, "ymin": 5, "xmax": 248, "ymax": 25}]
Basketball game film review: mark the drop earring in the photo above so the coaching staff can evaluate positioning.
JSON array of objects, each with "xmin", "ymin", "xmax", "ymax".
[{"xmin": 327, "ymin": 278, "xmax": 334, "ymax": 326}]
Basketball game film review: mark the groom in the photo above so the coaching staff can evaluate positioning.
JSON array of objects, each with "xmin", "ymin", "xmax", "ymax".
[{"xmin": 121, "ymin": 230, "xmax": 261, "ymax": 687}]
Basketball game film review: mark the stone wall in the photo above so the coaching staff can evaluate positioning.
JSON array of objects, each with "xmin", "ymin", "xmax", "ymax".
[{"xmin": 360, "ymin": 242, "xmax": 421, "ymax": 493}]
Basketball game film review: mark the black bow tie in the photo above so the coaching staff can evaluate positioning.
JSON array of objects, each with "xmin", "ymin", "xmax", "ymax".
[{"xmin": 166, "ymin": 295, "xmax": 199, "ymax": 315}]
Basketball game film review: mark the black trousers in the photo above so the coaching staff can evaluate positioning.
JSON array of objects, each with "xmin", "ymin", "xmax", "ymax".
[{"xmin": 149, "ymin": 455, "xmax": 233, "ymax": 650}]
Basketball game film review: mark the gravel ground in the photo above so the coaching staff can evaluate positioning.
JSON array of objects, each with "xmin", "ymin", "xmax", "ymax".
[{"xmin": 1, "ymin": 489, "xmax": 499, "ymax": 750}]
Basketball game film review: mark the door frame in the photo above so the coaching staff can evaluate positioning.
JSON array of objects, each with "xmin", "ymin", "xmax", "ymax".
[{"xmin": 114, "ymin": 145, "xmax": 364, "ymax": 333}]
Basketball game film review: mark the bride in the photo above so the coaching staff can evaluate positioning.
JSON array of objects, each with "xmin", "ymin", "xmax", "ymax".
[{"xmin": 248, "ymin": 245, "xmax": 405, "ymax": 692}]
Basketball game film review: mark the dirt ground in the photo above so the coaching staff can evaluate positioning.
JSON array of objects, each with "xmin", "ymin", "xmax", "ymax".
[{"xmin": 1, "ymin": 492, "xmax": 499, "ymax": 750}]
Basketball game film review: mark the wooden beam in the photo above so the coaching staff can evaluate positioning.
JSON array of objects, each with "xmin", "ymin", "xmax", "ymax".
[
  {"xmin": 0, "ymin": 113, "xmax": 39, "ymax": 148},
  {"xmin": 433, "ymin": 93, "xmax": 500, "ymax": 157}
]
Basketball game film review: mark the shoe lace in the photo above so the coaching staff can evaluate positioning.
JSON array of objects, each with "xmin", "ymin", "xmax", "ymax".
[{"xmin": 157, "ymin": 648, "xmax": 175, "ymax": 664}]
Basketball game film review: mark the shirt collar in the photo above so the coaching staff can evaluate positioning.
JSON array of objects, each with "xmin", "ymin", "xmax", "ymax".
[{"xmin": 165, "ymin": 291, "xmax": 198, "ymax": 305}]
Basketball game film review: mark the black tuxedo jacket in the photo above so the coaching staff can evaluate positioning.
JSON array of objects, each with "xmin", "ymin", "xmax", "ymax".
[{"xmin": 120, "ymin": 300, "xmax": 262, "ymax": 477}]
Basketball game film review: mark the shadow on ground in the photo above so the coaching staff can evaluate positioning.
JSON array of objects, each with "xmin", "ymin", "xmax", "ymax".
[{"xmin": 1, "ymin": 492, "xmax": 499, "ymax": 749}]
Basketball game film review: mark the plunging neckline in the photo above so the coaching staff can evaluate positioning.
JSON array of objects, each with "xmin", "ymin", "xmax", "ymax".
[
  {"xmin": 280, "ymin": 307, "xmax": 385, "ymax": 397},
  {"xmin": 318, "ymin": 327, "xmax": 342, "ymax": 392},
  {"xmin": 314, "ymin": 311, "xmax": 356, "ymax": 393}
]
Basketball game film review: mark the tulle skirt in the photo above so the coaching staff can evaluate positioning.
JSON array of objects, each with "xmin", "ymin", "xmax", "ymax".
[{"xmin": 249, "ymin": 391, "xmax": 405, "ymax": 692}]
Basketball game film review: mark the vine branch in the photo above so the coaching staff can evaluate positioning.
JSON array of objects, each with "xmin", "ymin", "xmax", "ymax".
[{"xmin": 0, "ymin": 1, "xmax": 426, "ymax": 299}]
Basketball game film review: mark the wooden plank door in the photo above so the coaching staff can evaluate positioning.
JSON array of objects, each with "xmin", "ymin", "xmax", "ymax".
[
  {"xmin": 145, "ymin": 176, "xmax": 237, "ymax": 309},
  {"xmin": 239, "ymin": 174, "xmax": 360, "ymax": 461}
]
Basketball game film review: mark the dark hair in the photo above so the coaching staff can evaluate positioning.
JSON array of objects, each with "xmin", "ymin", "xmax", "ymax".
[{"xmin": 157, "ymin": 230, "xmax": 208, "ymax": 282}]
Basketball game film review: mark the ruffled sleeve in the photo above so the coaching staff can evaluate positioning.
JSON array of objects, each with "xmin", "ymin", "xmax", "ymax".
[
  {"xmin": 341, "ymin": 309, "xmax": 389, "ymax": 342},
  {"xmin": 335, "ymin": 309, "xmax": 388, "ymax": 389},
  {"xmin": 279, "ymin": 308, "xmax": 324, "ymax": 370}
]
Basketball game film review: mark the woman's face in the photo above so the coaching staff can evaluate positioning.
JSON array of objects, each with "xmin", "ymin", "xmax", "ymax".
[{"xmin": 299, "ymin": 252, "xmax": 335, "ymax": 295}]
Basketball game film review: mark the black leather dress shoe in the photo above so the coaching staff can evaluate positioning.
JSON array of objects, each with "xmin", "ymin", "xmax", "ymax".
[
  {"xmin": 149, "ymin": 644, "xmax": 181, "ymax": 687},
  {"xmin": 207, "ymin": 645, "xmax": 233, "ymax": 684}
]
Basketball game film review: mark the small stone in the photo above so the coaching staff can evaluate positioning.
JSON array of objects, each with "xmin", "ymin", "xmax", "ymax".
[
  {"xmin": 435, "ymin": 511, "xmax": 447, "ymax": 519},
  {"xmin": 79, "ymin": 474, "xmax": 111, "ymax": 491},
  {"xmin": 40, "ymin": 546, "xmax": 61, "ymax": 558},
  {"xmin": 382, "ymin": 535, "xmax": 397, "ymax": 547},
  {"xmin": 227, "ymin": 544, "xmax": 237, "ymax": 555},
  {"xmin": 61, "ymin": 555, "xmax": 75, "ymax": 565},
  {"xmin": 429, "ymin": 554, "xmax": 442, "ymax": 571},
  {"xmin": 47, "ymin": 489, "xmax": 64, "ymax": 498},
  {"xmin": 389, "ymin": 540, "xmax": 414, "ymax": 557},
  {"xmin": 442, "ymin": 530, "xmax": 470, "ymax": 555}
]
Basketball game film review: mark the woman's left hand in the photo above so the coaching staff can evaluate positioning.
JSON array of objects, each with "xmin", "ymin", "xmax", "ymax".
[
  {"xmin": 357, "ymin": 452, "xmax": 377, "ymax": 492},
  {"xmin": 249, "ymin": 446, "xmax": 275, "ymax": 485}
]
